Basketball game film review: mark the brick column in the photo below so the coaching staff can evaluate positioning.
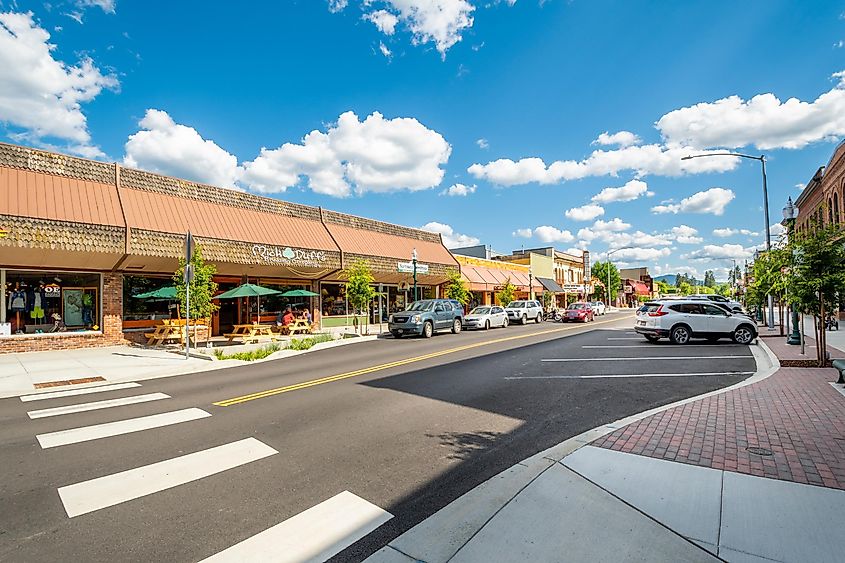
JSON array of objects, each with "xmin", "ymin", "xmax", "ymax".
[{"xmin": 102, "ymin": 272, "xmax": 124, "ymax": 342}]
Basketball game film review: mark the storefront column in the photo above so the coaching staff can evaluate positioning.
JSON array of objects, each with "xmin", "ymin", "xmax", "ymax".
[
  {"xmin": 0, "ymin": 269, "xmax": 5, "ymax": 324},
  {"xmin": 102, "ymin": 272, "xmax": 124, "ymax": 341}
]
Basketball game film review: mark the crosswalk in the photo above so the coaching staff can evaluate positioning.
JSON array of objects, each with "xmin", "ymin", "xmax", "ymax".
[{"xmin": 17, "ymin": 380, "xmax": 392, "ymax": 561}]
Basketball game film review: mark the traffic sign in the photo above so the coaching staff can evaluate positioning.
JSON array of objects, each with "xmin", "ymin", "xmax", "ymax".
[{"xmin": 397, "ymin": 262, "xmax": 428, "ymax": 274}]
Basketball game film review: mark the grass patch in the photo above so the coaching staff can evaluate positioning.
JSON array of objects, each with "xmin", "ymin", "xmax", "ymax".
[
  {"xmin": 288, "ymin": 333, "xmax": 334, "ymax": 351},
  {"xmin": 213, "ymin": 343, "xmax": 281, "ymax": 361}
]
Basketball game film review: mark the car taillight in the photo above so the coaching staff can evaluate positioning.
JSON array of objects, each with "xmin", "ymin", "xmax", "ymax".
[{"xmin": 648, "ymin": 305, "xmax": 668, "ymax": 317}]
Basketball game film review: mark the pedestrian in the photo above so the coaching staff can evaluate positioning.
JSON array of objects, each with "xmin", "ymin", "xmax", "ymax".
[
  {"xmin": 282, "ymin": 307, "xmax": 295, "ymax": 326},
  {"xmin": 303, "ymin": 308, "xmax": 312, "ymax": 324}
]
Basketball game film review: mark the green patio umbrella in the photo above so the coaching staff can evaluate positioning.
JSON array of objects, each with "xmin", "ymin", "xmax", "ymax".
[
  {"xmin": 215, "ymin": 283, "xmax": 282, "ymax": 321},
  {"xmin": 133, "ymin": 286, "xmax": 177, "ymax": 300},
  {"xmin": 280, "ymin": 289, "xmax": 320, "ymax": 297}
]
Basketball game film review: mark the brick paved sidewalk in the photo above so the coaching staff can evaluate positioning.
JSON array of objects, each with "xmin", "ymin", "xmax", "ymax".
[{"xmin": 592, "ymin": 341, "xmax": 845, "ymax": 490}]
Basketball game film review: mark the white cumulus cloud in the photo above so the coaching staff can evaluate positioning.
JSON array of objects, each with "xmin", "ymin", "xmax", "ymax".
[
  {"xmin": 476, "ymin": 138, "xmax": 489, "ymax": 149},
  {"xmin": 533, "ymin": 226, "xmax": 574, "ymax": 243},
  {"xmin": 651, "ymin": 188, "xmax": 735, "ymax": 216},
  {"xmin": 609, "ymin": 247, "xmax": 672, "ymax": 262},
  {"xmin": 512, "ymin": 228, "xmax": 532, "ymax": 238},
  {"xmin": 441, "ymin": 182, "xmax": 475, "ymax": 196},
  {"xmin": 124, "ymin": 109, "xmax": 242, "ymax": 188},
  {"xmin": 565, "ymin": 203, "xmax": 605, "ymax": 221},
  {"xmin": 591, "ymin": 179, "xmax": 650, "ymax": 203},
  {"xmin": 682, "ymin": 244, "xmax": 755, "ymax": 261},
  {"xmin": 420, "ymin": 221, "xmax": 479, "ymax": 248},
  {"xmin": 365, "ymin": 9, "xmax": 399, "ymax": 34},
  {"xmin": 713, "ymin": 227, "xmax": 758, "ymax": 238},
  {"xmin": 670, "ymin": 225, "xmax": 703, "ymax": 244},
  {"xmin": 593, "ymin": 218, "xmax": 631, "ymax": 232},
  {"xmin": 241, "ymin": 110, "xmax": 451, "ymax": 197},
  {"xmin": 656, "ymin": 71, "xmax": 845, "ymax": 150},
  {"xmin": 592, "ymin": 130, "xmax": 641, "ymax": 148},
  {"xmin": 0, "ymin": 11, "xmax": 118, "ymax": 158},
  {"xmin": 467, "ymin": 145, "xmax": 739, "ymax": 186},
  {"xmin": 77, "ymin": 0, "xmax": 116, "ymax": 13}
]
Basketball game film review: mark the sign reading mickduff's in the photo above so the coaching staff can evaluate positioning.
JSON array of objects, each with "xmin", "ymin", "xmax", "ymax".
[{"xmin": 252, "ymin": 245, "xmax": 328, "ymax": 267}]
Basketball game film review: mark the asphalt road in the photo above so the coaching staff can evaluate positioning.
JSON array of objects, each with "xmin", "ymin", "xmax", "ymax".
[{"xmin": 0, "ymin": 312, "xmax": 757, "ymax": 562}]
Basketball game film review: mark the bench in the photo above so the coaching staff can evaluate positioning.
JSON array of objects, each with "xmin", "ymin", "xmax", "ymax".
[{"xmin": 832, "ymin": 359, "xmax": 845, "ymax": 385}]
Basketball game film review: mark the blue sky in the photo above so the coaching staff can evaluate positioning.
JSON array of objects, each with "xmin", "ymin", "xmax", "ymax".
[{"xmin": 2, "ymin": 0, "xmax": 845, "ymax": 279}]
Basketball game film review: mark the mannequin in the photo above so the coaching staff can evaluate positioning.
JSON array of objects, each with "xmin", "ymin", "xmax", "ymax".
[{"xmin": 9, "ymin": 282, "xmax": 26, "ymax": 333}]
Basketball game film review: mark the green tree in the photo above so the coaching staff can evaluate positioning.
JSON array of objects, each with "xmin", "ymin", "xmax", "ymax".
[
  {"xmin": 655, "ymin": 280, "xmax": 670, "ymax": 295},
  {"xmin": 704, "ymin": 270, "xmax": 716, "ymax": 288},
  {"xmin": 343, "ymin": 259, "xmax": 377, "ymax": 334},
  {"xmin": 174, "ymin": 246, "xmax": 218, "ymax": 343},
  {"xmin": 443, "ymin": 269, "xmax": 470, "ymax": 307},
  {"xmin": 678, "ymin": 281, "xmax": 693, "ymax": 295},
  {"xmin": 787, "ymin": 220, "xmax": 845, "ymax": 365},
  {"xmin": 541, "ymin": 291, "xmax": 553, "ymax": 311},
  {"xmin": 716, "ymin": 283, "xmax": 732, "ymax": 297},
  {"xmin": 496, "ymin": 278, "xmax": 517, "ymax": 306},
  {"xmin": 591, "ymin": 261, "xmax": 620, "ymax": 304}
]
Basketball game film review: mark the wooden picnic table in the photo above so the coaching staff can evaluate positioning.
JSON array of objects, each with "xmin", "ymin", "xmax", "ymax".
[
  {"xmin": 284, "ymin": 319, "xmax": 312, "ymax": 336},
  {"xmin": 225, "ymin": 323, "xmax": 279, "ymax": 343},
  {"xmin": 145, "ymin": 322, "xmax": 184, "ymax": 346}
]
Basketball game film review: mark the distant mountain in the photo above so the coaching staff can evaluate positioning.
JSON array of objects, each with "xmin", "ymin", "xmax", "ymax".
[{"xmin": 654, "ymin": 274, "xmax": 677, "ymax": 285}]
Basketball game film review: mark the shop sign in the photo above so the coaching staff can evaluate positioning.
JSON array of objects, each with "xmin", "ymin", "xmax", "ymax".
[
  {"xmin": 44, "ymin": 283, "xmax": 61, "ymax": 297},
  {"xmin": 624, "ymin": 285, "xmax": 634, "ymax": 293},
  {"xmin": 0, "ymin": 228, "xmax": 7, "ymax": 239},
  {"xmin": 252, "ymin": 245, "xmax": 327, "ymax": 267},
  {"xmin": 397, "ymin": 261, "xmax": 429, "ymax": 274},
  {"xmin": 583, "ymin": 251, "xmax": 591, "ymax": 282},
  {"xmin": 562, "ymin": 284, "xmax": 585, "ymax": 293}
]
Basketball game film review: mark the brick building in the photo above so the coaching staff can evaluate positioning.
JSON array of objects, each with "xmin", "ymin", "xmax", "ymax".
[
  {"xmin": 0, "ymin": 142, "xmax": 458, "ymax": 353},
  {"xmin": 794, "ymin": 140, "xmax": 845, "ymax": 233}
]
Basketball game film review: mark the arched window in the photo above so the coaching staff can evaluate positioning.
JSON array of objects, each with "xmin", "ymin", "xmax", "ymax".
[
  {"xmin": 835, "ymin": 192, "xmax": 840, "ymax": 224},
  {"xmin": 829, "ymin": 198, "xmax": 834, "ymax": 224}
]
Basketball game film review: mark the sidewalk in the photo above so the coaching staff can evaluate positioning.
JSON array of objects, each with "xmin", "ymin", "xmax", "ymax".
[{"xmin": 369, "ymin": 338, "xmax": 845, "ymax": 562}]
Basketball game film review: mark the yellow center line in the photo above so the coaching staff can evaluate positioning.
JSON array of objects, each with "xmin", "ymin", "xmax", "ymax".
[{"xmin": 212, "ymin": 315, "xmax": 630, "ymax": 407}]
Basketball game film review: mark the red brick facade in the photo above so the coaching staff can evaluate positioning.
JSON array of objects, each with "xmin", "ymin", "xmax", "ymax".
[
  {"xmin": 0, "ymin": 272, "xmax": 125, "ymax": 354},
  {"xmin": 795, "ymin": 141, "xmax": 845, "ymax": 233}
]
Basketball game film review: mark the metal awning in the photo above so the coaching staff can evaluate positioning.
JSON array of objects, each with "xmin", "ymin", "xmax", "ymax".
[{"xmin": 536, "ymin": 277, "xmax": 565, "ymax": 293}]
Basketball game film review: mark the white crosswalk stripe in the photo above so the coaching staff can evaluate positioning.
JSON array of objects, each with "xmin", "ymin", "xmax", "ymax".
[
  {"xmin": 58, "ymin": 437, "xmax": 278, "ymax": 518},
  {"xmin": 27, "ymin": 393, "xmax": 170, "ymax": 419},
  {"xmin": 36, "ymin": 408, "xmax": 211, "ymax": 449},
  {"xmin": 199, "ymin": 491, "xmax": 393, "ymax": 562},
  {"xmin": 20, "ymin": 382, "xmax": 142, "ymax": 402}
]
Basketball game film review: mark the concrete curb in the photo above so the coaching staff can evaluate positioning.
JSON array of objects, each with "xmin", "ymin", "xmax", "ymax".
[{"xmin": 368, "ymin": 338, "xmax": 781, "ymax": 563}]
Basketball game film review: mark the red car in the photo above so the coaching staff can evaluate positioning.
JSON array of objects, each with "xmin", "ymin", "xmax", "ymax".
[{"xmin": 564, "ymin": 302, "xmax": 594, "ymax": 322}]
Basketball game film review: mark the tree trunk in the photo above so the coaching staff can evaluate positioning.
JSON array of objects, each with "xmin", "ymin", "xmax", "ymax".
[
  {"xmin": 778, "ymin": 298, "xmax": 784, "ymax": 336},
  {"xmin": 819, "ymin": 291, "xmax": 827, "ymax": 367}
]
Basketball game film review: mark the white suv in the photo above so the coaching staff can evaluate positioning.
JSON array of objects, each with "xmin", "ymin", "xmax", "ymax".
[
  {"xmin": 635, "ymin": 300, "xmax": 757, "ymax": 344},
  {"xmin": 505, "ymin": 300, "xmax": 543, "ymax": 324}
]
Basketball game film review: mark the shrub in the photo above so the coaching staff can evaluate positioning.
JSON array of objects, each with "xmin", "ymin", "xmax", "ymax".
[
  {"xmin": 288, "ymin": 333, "xmax": 333, "ymax": 351},
  {"xmin": 214, "ymin": 343, "xmax": 280, "ymax": 361}
]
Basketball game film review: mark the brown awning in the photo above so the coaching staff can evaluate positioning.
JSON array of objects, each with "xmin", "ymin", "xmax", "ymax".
[
  {"xmin": 325, "ymin": 222, "xmax": 457, "ymax": 266},
  {"xmin": 461, "ymin": 264, "xmax": 542, "ymax": 292}
]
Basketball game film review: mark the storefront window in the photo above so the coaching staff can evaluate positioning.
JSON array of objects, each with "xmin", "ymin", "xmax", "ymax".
[
  {"xmin": 320, "ymin": 283, "xmax": 347, "ymax": 317},
  {"xmin": 3, "ymin": 270, "xmax": 101, "ymax": 334},
  {"xmin": 123, "ymin": 275, "xmax": 174, "ymax": 322},
  {"xmin": 251, "ymin": 281, "xmax": 310, "ymax": 321}
]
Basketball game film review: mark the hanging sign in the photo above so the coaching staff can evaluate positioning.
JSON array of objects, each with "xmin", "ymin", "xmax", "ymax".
[{"xmin": 583, "ymin": 251, "xmax": 591, "ymax": 282}]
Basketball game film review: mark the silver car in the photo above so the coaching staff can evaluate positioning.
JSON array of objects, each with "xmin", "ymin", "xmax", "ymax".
[{"xmin": 464, "ymin": 306, "xmax": 509, "ymax": 330}]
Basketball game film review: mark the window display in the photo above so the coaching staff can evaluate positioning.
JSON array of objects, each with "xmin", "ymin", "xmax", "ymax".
[{"xmin": 2, "ymin": 271, "xmax": 101, "ymax": 334}]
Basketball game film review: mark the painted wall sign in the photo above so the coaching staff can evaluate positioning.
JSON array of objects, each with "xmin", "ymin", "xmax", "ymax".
[{"xmin": 251, "ymin": 245, "xmax": 327, "ymax": 267}]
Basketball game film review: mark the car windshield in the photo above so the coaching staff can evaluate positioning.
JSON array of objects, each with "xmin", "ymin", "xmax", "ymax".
[
  {"xmin": 507, "ymin": 301, "xmax": 526, "ymax": 308},
  {"xmin": 470, "ymin": 307, "xmax": 491, "ymax": 315},
  {"xmin": 407, "ymin": 300, "xmax": 434, "ymax": 311},
  {"xmin": 568, "ymin": 303, "xmax": 585, "ymax": 310}
]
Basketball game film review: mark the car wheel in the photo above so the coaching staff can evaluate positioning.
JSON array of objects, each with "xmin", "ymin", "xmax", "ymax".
[
  {"xmin": 502, "ymin": 317, "xmax": 509, "ymax": 328},
  {"xmin": 452, "ymin": 319, "xmax": 462, "ymax": 334},
  {"xmin": 485, "ymin": 320, "xmax": 490, "ymax": 330},
  {"xmin": 422, "ymin": 321, "xmax": 434, "ymax": 338},
  {"xmin": 535, "ymin": 314, "xmax": 542, "ymax": 324},
  {"xmin": 644, "ymin": 334, "xmax": 659, "ymax": 343},
  {"xmin": 732, "ymin": 325, "xmax": 755, "ymax": 344},
  {"xmin": 392, "ymin": 331, "xmax": 403, "ymax": 339},
  {"xmin": 521, "ymin": 315, "xmax": 527, "ymax": 325},
  {"xmin": 670, "ymin": 325, "xmax": 691, "ymax": 345}
]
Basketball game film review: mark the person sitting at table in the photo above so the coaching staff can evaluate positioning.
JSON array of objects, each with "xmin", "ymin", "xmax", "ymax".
[
  {"xmin": 303, "ymin": 308, "xmax": 312, "ymax": 324},
  {"xmin": 281, "ymin": 307, "xmax": 295, "ymax": 326}
]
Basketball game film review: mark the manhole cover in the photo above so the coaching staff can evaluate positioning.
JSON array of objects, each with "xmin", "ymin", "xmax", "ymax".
[{"xmin": 746, "ymin": 447, "xmax": 774, "ymax": 456}]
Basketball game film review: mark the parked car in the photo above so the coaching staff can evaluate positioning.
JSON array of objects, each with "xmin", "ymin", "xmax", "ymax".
[
  {"xmin": 663, "ymin": 294, "xmax": 744, "ymax": 311},
  {"xmin": 635, "ymin": 300, "xmax": 757, "ymax": 344},
  {"xmin": 564, "ymin": 302, "xmax": 594, "ymax": 322},
  {"xmin": 504, "ymin": 300, "xmax": 543, "ymax": 324},
  {"xmin": 590, "ymin": 301, "xmax": 606, "ymax": 316},
  {"xmin": 464, "ymin": 306, "xmax": 509, "ymax": 330},
  {"xmin": 389, "ymin": 299, "xmax": 464, "ymax": 338}
]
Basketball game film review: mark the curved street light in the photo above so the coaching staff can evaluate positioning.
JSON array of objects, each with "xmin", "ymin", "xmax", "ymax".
[
  {"xmin": 681, "ymin": 152, "xmax": 774, "ymax": 330},
  {"xmin": 606, "ymin": 246, "xmax": 634, "ymax": 310}
]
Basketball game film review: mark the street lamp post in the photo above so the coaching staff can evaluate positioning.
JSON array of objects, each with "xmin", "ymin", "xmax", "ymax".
[
  {"xmin": 606, "ymin": 247, "xmax": 633, "ymax": 310},
  {"xmin": 412, "ymin": 248, "xmax": 418, "ymax": 302},
  {"xmin": 783, "ymin": 197, "xmax": 802, "ymax": 345},
  {"xmin": 682, "ymin": 152, "xmax": 774, "ymax": 330}
]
